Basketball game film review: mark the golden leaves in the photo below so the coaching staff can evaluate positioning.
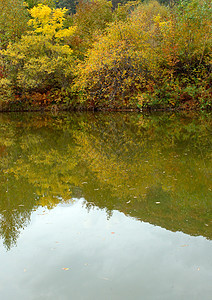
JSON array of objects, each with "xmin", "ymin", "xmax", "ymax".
[{"xmin": 28, "ymin": 4, "xmax": 75, "ymax": 41}]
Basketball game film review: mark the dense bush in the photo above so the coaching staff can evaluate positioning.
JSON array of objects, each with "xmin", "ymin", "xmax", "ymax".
[
  {"xmin": 73, "ymin": 1, "xmax": 168, "ymax": 107},
  {"xmin": 74, "ymin": 0, "xmax": 212, "ymax": 109}
]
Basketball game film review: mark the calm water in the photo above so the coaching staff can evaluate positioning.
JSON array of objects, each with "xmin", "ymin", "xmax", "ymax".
[{"xmin": 0, "ymin": 112, "xmax": 211, "ymax": 300}]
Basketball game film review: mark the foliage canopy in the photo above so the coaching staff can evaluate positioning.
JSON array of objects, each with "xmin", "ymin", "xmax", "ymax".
[{"xmin": 0, "ymin": 0, "xmax": 211, "ymax": 109}]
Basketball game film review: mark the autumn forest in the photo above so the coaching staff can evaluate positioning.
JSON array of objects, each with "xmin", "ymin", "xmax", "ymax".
[{"xmin": 0, "ymin": 0, "xmax": 211, "ymax": 111}]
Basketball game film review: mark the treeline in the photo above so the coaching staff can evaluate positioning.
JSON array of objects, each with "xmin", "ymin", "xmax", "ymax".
[
  {"xmin": 57, "ymin": 0, "xmax": 173, "ymax": 13},
  {"xmin": 0, "ymin": 0, "xmax": 211, "ymax": 110}
]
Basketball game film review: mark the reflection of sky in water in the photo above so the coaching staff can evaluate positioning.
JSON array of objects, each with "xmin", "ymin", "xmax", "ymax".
[{"xmin": 0, "ymin": 199, "xmax": 211, "ymax": 300}]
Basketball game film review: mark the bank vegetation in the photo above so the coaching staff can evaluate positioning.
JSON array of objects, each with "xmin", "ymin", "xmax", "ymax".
[{"xmin": 0, "ymin": 0, "xmax": 211, "ymax": 111}]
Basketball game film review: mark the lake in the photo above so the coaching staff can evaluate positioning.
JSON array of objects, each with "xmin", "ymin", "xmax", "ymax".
[{"xmin": 0, "ymin": 111, "xmax": 211, "ymax": 299}]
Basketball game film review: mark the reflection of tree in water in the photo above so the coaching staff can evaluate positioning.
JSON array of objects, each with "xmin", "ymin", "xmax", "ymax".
[
  {"xmin": 0, "ymin": 112, "xmax": 211, "ymax": 250},
  {"xmin": 0, "ymin": 177, "xmax": 36, "ymax": 250},
  {"xmin": 0, "ymin": 209, "xmax": 30, "ymax": 251}
]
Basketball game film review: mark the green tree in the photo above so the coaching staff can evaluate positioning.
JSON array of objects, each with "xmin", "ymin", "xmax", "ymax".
[
  {"xmin": 71, "ymin": 0, "xmax": 113, "ymax": 57},
  {"xmin": 55, "ymin": 0, "xmax": 77, "ymax": 13},
  {"xmin": 0, "ymin": 0, "xmax": 29, "ymax": 49}
]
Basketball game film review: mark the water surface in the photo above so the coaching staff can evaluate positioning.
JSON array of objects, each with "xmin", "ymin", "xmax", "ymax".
[{"xmin": 0, "ymin": 112, "xmax": 211, "ymax": 299}]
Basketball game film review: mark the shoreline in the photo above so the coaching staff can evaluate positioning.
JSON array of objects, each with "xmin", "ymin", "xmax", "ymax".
[
  {"xmin": 0, "ymin": 97, "xmax": 211, "ymax": 113},
  {"xmin": 0, "ymin": 104, "xmax": 211, "ymax": 113}
]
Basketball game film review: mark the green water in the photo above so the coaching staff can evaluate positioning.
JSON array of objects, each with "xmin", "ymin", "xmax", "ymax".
[{"xmin": 0, "ymin": 112, "xmax": 211, "ymax": 299}]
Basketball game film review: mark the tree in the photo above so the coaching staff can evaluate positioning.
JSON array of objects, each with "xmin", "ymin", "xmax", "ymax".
[
  {"xmin": 0, "ymin": 4, "xmax": 76, "ymax": 94},
  {"xmin": 25, "ymin": 0, "xmax": 55, "ymax": 9},
  {"xmin": 0, "ymin": 0, "xmax": 29, "ymax": 49},
  {"xmin": 71, "ymin": 0, "xmax": 113, "ymax": 56},
  {"xmin": 74, "ymin": 1, "xmax": 169, "ymax": 108},
  {"xmin": 56, "ymin": 0, "xmax": 77, "ymax": 13}
]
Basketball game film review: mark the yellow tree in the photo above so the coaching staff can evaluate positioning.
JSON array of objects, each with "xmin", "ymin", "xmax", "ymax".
[
  {"xmin": 0, "ymin": 4, "xmax": 76, "ymax": 95},
  {"xmin": 73, "ymin": 1, "xmax": 169, "ymax": 108}
]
